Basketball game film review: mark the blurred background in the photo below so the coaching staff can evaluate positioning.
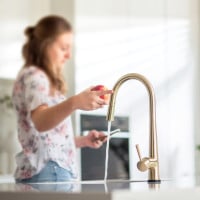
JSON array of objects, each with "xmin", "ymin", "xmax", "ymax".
[{"xmin": 0, "ymin": 0, "xmax": 199, "ymax": 182}]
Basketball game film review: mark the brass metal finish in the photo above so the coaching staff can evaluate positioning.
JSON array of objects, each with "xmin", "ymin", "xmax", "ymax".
[{"xmin": 106, "ymin": 73, "xmax": 161, "ymax": 182}]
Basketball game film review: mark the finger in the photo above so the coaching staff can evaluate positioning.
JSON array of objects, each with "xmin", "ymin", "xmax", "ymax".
[
  {"xmin": 91, "ymin": 140, "xmax": 101, "ymax": 148},
  {"xmin": 97, "ymin": 101, "xmax": 105, "ymax": 106},
  {"xmin": 93, "ymin": 135, "xmax": 106, "ymax": 142},
  {"xmin": 97, "ymin": 90, "xmax": 113, "ymax": 96},
  {"xmin": 91, "ymin": 102, "xmax": 104, "ymax": 110},
  {"xmin": 94, "ymin": 101, "xmax": 105, "ymax": 109},
  {"xmin": 95, "ymin": 140, "xmax": 103, "ymax": 148}
]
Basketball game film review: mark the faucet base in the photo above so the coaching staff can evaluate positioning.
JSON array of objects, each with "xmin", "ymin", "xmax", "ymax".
[{"xmin": 148, "ymin": 179, "xmax": 161, "ymax": 183}]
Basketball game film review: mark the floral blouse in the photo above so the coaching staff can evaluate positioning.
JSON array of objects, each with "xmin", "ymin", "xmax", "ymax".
[{"xmin": 12, "ymin": 66, "xmax": 78, "ymax": 180}]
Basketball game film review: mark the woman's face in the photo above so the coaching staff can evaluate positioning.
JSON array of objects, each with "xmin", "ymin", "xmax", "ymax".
[{"xmin": 47, "ymin": 32, "xmax": 73, "ymax": 70}]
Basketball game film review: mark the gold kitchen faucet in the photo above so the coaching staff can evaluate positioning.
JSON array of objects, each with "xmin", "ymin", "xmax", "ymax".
[{"xmin": 106, "ymin": 73, "xmax": 161, "ymax": 183}]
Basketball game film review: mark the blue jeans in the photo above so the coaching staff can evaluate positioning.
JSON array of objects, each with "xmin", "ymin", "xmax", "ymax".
[{"xmin": 16, "ymin": 161, "xmax": 75, "ymax": 183}]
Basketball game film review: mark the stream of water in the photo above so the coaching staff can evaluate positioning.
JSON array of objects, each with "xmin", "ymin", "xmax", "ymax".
[{"xmin": 104, "ymin": 121, "xmax": 111, "ymax": 181}]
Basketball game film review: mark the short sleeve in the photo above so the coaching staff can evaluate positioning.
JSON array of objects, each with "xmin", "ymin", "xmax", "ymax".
[{"xmin": 24, "ymin": 69, "xmax": 50, "ymax": 112}]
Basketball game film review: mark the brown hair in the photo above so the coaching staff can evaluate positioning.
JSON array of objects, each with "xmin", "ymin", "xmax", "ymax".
[{"xmin": 22, "ymin": 15, "xmax": 72, "ymax": 94}]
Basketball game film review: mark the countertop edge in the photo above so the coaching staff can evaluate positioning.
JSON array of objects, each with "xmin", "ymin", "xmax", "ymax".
[{"xmin": 0, "ymin": 191, "xmax": 111, "ymax": 200}]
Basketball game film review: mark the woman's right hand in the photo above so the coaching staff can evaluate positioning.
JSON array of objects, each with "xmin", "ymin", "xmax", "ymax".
[
  {"xmin": 73, "ymin": 87, "xmax": 113, "ymax": 111},
  {"xmin": 31, "ymin": 86, "xmax": 112, "ymax": 132}
]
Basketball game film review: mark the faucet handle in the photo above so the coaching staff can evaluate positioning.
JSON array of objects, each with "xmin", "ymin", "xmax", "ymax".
[
  {"xmin": 136, "ymin": 144, "xmax": 149, "ymax": 172},
  {"xmin": 135, "ymin": 144, "xmax": 142, "ymax": 161}
]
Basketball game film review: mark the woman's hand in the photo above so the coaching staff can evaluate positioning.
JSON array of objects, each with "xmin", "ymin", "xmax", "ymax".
[
  {"xmin": 30, "ymin": 87, "xmax": 112, "ymax": 132},
  {"xmin": 86, "ymin": 130, "xmax": 107, "ymax": 148},
  {"xmin": 75, "ymin": 130, "xmax": 107, "ymax": 148},
  {"xmin": 73, "ymin": 87, "xmax": 112, "ymax": 111}
]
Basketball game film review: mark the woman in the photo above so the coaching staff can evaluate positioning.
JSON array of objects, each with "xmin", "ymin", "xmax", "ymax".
[{"xmin": 12, "ymin": 15, "xmax": 112, "ymax": 183}]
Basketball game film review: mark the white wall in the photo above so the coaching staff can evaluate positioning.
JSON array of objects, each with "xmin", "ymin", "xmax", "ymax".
[
  {"xmin": 74, "ymin": 0, "xmax": 198, "ymax": 180},
  {"xmin": 0, "ymin": 0, "xmax": 50, "ymax": 80},
  {"xmin": 191, "ymin": 0, "xmax": 200, "ymax": 178}
]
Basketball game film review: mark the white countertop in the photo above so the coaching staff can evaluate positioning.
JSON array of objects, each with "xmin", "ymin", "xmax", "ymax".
[{"xmin": 0, "ymin": 175, "xmax": 200, "ymax": 200}]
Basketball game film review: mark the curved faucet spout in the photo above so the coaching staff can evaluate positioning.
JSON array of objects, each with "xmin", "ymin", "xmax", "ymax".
[{"xmin": 106, "ymin": 73, "xmax": 161, "ymax": 182}]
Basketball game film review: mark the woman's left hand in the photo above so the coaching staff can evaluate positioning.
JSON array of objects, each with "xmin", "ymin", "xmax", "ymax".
[{"xmin": 85, "ymin": 130, "xmax": 107, "ymax": 148}]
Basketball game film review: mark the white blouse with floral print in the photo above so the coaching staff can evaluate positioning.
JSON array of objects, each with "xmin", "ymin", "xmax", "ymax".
[{"xmin": 12, "ymin": 66, "xmax": 78, "ymax": 180}]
